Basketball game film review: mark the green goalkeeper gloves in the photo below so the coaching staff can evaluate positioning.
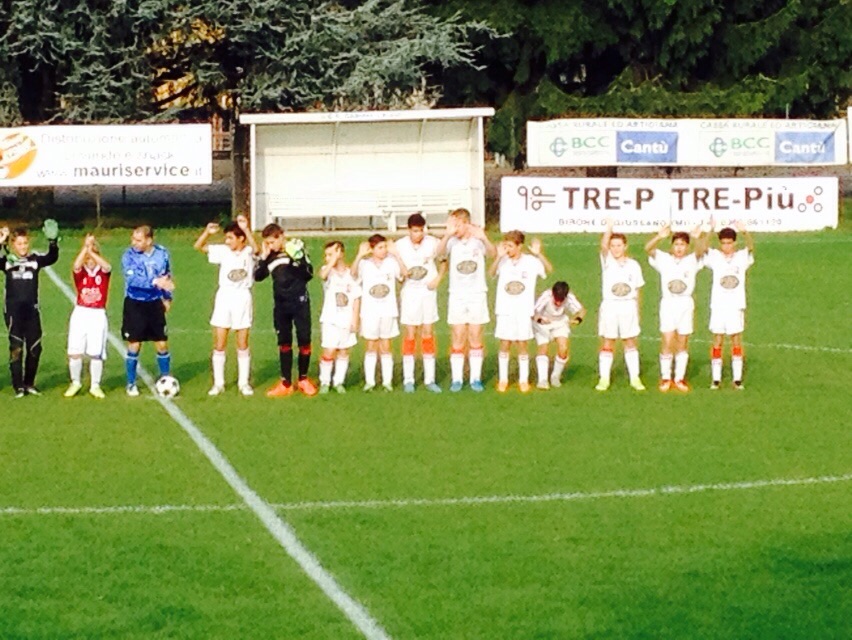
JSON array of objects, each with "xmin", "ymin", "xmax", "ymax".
[{"xmin": 43, "ymin": 219, "xmax": 59, "ymax": 241}]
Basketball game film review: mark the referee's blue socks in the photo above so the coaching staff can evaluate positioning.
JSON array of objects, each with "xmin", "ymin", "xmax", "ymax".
[
  {"xmin": 156, "ymin": 351, "xmax": 171, "ymax": 377},
  {"xmin": 125, "ymin": 351, "xmax": 139, "ymax": 385}
]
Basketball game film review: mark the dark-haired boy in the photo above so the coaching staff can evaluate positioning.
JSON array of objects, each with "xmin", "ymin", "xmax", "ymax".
[{"xmin": 533, "ymin": 281, "xmax": 586, "ymax": 389}]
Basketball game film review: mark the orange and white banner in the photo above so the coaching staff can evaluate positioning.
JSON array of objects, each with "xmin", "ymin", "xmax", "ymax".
[
  {"xmin": 0, "ymin": 124, "xmax": 212, "ymax": 186},
  {"xmin": 500, "ymin": 177, "xmax": 839, "ymax": 233}
]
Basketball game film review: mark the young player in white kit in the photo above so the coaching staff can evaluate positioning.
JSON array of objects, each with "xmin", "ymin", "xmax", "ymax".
[
  {"xmin": 704, "ymin": 222, "xmax": 754, "ymax": 389},
  {"xmin": 489, "ymin": 230, "xmax": 551, "ymax": 392},
  {"xmin": 645, "ymin": 224, "xmax": 707, "ymax": 392},
  {"xmin": 533, "ymin": 281, "xmax": 586, "ymax": 389},
  {"xmin": 597, "ymin": 219, "xmax": 646, "ymax": 391},
  {"xmin": 436, "ymin": 208, "xmax": 496, "ymax": 392},
  {"xmin": 318, "ymin": 241, "xmax": 361, "ymax": 393},
  {"xmin": 64, "ymin": 234, "xmax": 111, "ymax": 399},
  {"xmin": 396, "ymin": 213, "xmax": 446, "ymax": 393},
  {"xmin": 351, "ymin": 234, "xmax": 408, "ymax": 391},
  {"xmin": 194, "ymin": 217, "xmax": 258, "ymax": 396}
]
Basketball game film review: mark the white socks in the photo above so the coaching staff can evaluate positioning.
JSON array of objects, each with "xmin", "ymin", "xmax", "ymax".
[
  {"xmin": 469, "ymin": 347, "xmax": 484, "ymax": 383},
  {"xmin": 599, "ymin": 350, "xmax": 614, "ymax": 381},
  {"xmin": 333, "ymin": 356, "xmax": 349, "ymax": 386},
  {"xmin": 536, "ymin": 355, "xmax": 549, "ymax": 383},
  {"xmin": 624, "ymin": 348, "xmax": 641, "ymax": 381},
  {"xmin": 380, "ymin": 353, "xmax": 394, "ymax": 386},
  {"xmin": 69, "ymin": 357, "xmax": 83, "ymax": 384},
  {"xmin": 660, "ymin": 353, "xmax": 673, "ymax": 381},
  {"xmin": 212, "ymin": 350, "xmax": 226, "ymax": 388},
  {"xmin": 450, "ymin": 352, "xmax": 464, "ymax": 383},
  {"xmin": 364, "ymin": 351, "xmax": 377, "ymax": 386},
  {"xmin": 402, "ymin": 354, "xmax": 415, "ymax": 385},
  {"xmin": 674, "ymin": 351, "xmax": 688, "ymax": 381}
]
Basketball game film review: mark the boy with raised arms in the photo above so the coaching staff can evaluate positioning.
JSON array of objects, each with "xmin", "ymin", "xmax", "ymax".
[{"xmin": 317, "ymin": 241, "xmax": 361, "ymax": 393}]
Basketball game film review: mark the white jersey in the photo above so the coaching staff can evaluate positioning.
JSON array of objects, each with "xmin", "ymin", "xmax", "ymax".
[
  {"xmin": 534, "ymin": 290, "xmax": 584, "ymax": 324},
  {"xmin": 648, "ymin": 251, "xmax": 702, "ymax": 299},
  {"xmin": 600, "ymin": 253, "xmax": 644, "ymax": 301},
  {"xmin": 208, "ymin": 244, "xmax": 255, "ymax": 290},
  {"xmin": 320, "ymin": 268, "xmax": 361, "ymax": 329},
  {"xmin": 494, "ymin": 254, "xmax": 546, "ymax": 316},
  {"xmin": 397, "ymin": 235, "xmax": 439, "ymax": 292},
  {"xmin": 358, "ymin": 256, "xmax": 401, "ymax": 319},
  {"xmin": 447, "ymin": 236, "xmax": 488, "ymax": 294},
  {"xmin": 705, "ymin": 248, "xmax": 754, "ymax": 310}
]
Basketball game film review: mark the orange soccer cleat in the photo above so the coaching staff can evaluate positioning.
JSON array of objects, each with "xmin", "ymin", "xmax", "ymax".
[
  {"xmin": 266, "ymin": 381, "xmax": 295, "ymax": 398},
  {"xmin": 658, "ymin": 379, "xmax": 672, "ymax": 392},
  {"xmin": 673, "ymin": 379, "xmax": 691, "ymax": 392},
  {"xmin": 297, "ymin": 378, "xmax": 319, "ymax": 396},
  {"xmin": 496, "ymin": 380, "xmax": 509, "ymax": 393},
  {"xmin": 518, "ymin": 382, "xmax": 531, "ymax": 394}
]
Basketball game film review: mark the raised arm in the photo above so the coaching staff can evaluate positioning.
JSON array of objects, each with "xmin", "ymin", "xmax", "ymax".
[
  {"xmin": 236, "ymin": 214, "xmax": 259, "ymax": 254},
  {"xmin": 692, "ymin": 224, "xmax": 709, "ymax": 258},
  {"xmin": 435, "ymin": 215, "xmax": 459, "ymax": 257},
  {"xmin": 645, "ymin": 224, "xmax": 670, "ymax": 257},
  {"xmin": 488, "ymin": 242, "xmax": 507, "ymax": 278},
  {"xmin": 528, "ymin": 238, "xmax": 553, "ymax": 274},
  {"xmin": 736, "ymin": 221, "xmax": 754, "ymax": 254},
  {"xmin": 600, "ymin": 217, "xmax": 613, "ymax": 257},
  {"xmin": 386, "ymin": 239, "xmax": 408, "ymax": 280},
  {"xmin": 72, "ymin": 241, "xmax": 89, "ymax": 272},
  {"xmin": 471, "ymin": 225, "xmax": 496, "ymax": 259},
  {"xmin": 193, "ymin": 222, "xmax": 220, "ymax": 253},
  {"xmin": 350, "ymin": 242, "xmax": 371, "ymax": 278}
]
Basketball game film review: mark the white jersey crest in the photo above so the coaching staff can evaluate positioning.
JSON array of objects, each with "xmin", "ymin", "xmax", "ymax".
[{"xmin": 208, "ymin": 245, "xmax": 255, "ymax": 290}]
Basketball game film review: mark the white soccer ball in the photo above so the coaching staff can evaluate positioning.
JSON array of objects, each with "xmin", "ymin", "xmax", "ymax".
[{"xmin": 155, "ymin": 375, "xmax": 180, "ymax": 398}]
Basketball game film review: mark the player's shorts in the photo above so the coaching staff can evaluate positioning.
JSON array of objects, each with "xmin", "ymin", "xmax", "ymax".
[
  {"xmin": 533, "ymin": 319, "xmax": 571, "ymax": 345},
  {"xmin": 400, "ymin": 288, "xmax": 439, "ymax": 326},
  {"xmin": 598, "ymin": 300, "xmax": 640, "ymax": 340},
  {"xmin": 659, "ymin": 297, "xmax": 694, "ymax": 335},
  {"xmin": 495, "ymin": 314, "xmax": 534, "ymax": 341},
  {"xmin": 709, "ymin": 306, "xmax": 745, "ymax": 336},
  {"xmin": 122, "ymin": 297, "xmax": 167, "ymax": 343},
  {"xmin": 210, "ymin": 288, "xmax": 253, "ymax": 330},
  {"xmin": 447, "ymin": 292, "xmax": 490, "ymax": 326},
  {"xmin": 321, "ymin": 323, "xmax": 357, "ymax": 350},
  {"xmin": 360, "ymin": 315, "xmax": 400, "ymax": 340},
  {"xmin": 67, "ymin": 306, "xmax": 108, "ymax": 359}
]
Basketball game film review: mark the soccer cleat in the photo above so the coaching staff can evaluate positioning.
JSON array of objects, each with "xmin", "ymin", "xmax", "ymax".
[
  {"xmin": 518, "ymin": 382, "xmax": 531, "ymax": 394},
  {"xmin": 658, "ymin": 379, "xmax": 672, "ymax": 393},
  {"xmin": 89, "ymin": 385, "xmax": 106, "ymax": 399},
  {"xmin": 382, "ymin": 383, "xmax": 393, "ymax": 393},
  {"xmin": 239, "ymin": 385, "xmax": 254, "ymax": 397},
  {"xmin": 710, "ymin": 380, "xmax": 721, "ymax": 390},
  {"xmin": 266, "ymin": 381, "xmax": 294, "ymax": 398},
  {"xmin": 318, "ymin": 384, "xmax": 331, "ymax": 395},
  {"xmin": 733, "ymin": 381, "xmax": 745, "ymax": 390},
  {"xmin": 496, "ymin": 380, "xmax": 509, "ymax": 393},
  {"xmin": 363, "ymin": 383, "xmax": 376, "ymax": 392},
  {"xmin": 126, "ymin": 384, "xmax": 140, "ymax": 397},
  {"xmin": 470, "ymin": 380, "xmax": 485, "ymax": 393},
  {"xmin": 549, "ymin": 375, "xmax": 562, "ymax": 388},
  {"xmin": 14, "ymin": 388, "xmax": 26, "ymax": 398},
  {"xmin": 449, "ymin": 381, "xmax": 463, "ymax": 393},
  {"xmin": 333, "ymin": 384, "xmax": 347, "ymax": 394},
  {"xmin": 424, "ymin": 383, "xmax": 442, "ymax": 394},
  {"xmin": 297, "ymin": 378, "xmax": 318, "ymax": 396},
  {"xmin": 64, "ymin": 381, "xmax": 83, "ymax": 397},
  {"xmin": 403, "ymin": 382, "xmax": 415, "ymax": 393},
  {"xmin": 25, "ymin": 386, "xmax": 41, "ymax": 396},
  {"xmin": 536, "ymin": 380, "xmax": 550, "ymax": 390},
  {"xmin": 630, "ymin": 378, "xmax": 646, "ymax": 392},
  {"xmin": 207, "ymin": 385, "xmax": 225, "ymax": 397},
  {"xmin": 595, "ymin": 378, "xmax": 610, "ymax": 391},
  {"xmin": 673, "ymin": 379, "xmax": 690, "ymax": 392}
]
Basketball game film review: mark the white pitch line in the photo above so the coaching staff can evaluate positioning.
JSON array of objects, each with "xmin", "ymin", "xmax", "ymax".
[
  {"xmin": 45, "ymin": 268, "xmax": 392, "ymax": 640},
  {"xmin": 5, "ymin": 472, "xmax": 850, "ymax": 518}
]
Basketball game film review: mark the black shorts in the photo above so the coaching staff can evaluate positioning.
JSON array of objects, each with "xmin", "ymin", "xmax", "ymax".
[
  {"xmin": 273, "ymin": 298, "xmax": 311, "ymax": 347},
  {"xmin": 122, "ymin": 298, "xmax": 168, "ymax": 343},
  {"xmin": 4, "ymin": 302, "xmax": 42, "ymax": 346}
]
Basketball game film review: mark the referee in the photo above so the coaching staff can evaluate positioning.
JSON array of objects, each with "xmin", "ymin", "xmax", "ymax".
[{"xmin": 121, "ymin": 225, "xmax": 174, "ymax": 396}]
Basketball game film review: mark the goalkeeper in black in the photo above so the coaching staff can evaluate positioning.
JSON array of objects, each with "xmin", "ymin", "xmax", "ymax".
[{"xmin": 0, "ymin": 221, "xmax": 60, "ymax": 397}]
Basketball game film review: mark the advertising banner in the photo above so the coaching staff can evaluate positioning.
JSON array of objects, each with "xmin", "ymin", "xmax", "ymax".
[
  {"xmin": 0, "ymin": 124, "xmax": 212, "ymax": 186},
  {"xmin": 527, "ymin": 119, "xmax": 848, "ymax": 167},
  {"xmin": 500, "ymin": 177, "xmax": 838, "ymax": 233}
]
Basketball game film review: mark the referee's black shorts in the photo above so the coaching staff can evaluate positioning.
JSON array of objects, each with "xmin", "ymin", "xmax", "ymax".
[{"xmin": 122, "ymin": 297, "xmax": 168, "ymax": 342}]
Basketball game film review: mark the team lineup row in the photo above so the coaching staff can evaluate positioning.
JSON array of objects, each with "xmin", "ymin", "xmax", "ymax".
[{"xmin": 0, "ymin": 209, "xmax": 753, "ymax": 398}]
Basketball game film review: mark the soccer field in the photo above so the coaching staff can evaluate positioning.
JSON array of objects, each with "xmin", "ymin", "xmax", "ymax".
[{"xmin": 1, "ymin": 223, "xmax": 850, "ymax": 639}]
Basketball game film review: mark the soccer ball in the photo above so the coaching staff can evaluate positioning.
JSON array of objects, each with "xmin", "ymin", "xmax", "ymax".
[{"xmin": 155, "ymin": 375, "xmax": 180, "ymax": 398}]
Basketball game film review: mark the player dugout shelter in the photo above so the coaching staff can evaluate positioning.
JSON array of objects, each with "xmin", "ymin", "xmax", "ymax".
[{"xmin": 239, "ymin": 108, "xmax": 494, "ymax": 232}]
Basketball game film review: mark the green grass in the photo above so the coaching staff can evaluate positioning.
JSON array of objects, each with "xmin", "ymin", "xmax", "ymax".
[{"xmin": 0, "ymin": 222, "xmax": 849, "ymax": 638}]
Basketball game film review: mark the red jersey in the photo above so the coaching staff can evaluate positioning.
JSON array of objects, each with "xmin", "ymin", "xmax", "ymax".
[{"xmin": 74, "ymin": 266, "xmax": 110, "ymax": 309}]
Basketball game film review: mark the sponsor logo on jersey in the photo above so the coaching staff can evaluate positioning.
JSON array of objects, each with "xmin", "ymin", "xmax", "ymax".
[
  {"xmin": 668, "ymin": 279, "xmax": 688, "ymax": 294},
  {"xmin": 335, "ymin": 292, "xmax": 349, "ymax": 307},
  {"xmin": 611, "ymin": 282, "xmax": 632, "ymax": 297},
  {"xmin": 456, "ymin": 260, "xmax": 478, "ymax": 274},
  {"xmin": 227, "ymin": 268, "xmax": 248, "ymax": 282},
  {"xmin": 505, "ymin": 280, "xmax": 525, "ymax": 295},
  {"xmin": 369, "ymin": 284, "xmax": 390, "ymax": 298},
  {"xmin": 408, "ymin": 266, "xmax": 428, "ymax": 281},
  {"xmin": 720, "ymin": 275, "xmax": 740, "ymax": 289}
]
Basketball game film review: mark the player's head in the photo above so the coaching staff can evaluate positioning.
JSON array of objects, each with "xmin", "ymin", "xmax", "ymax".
[
  {"xmin": 449, "ymin": 208, "xmax": 471, "ymax": 236},
  {"xmin": 324, "ymin": 240, "xmax": 344, "ymax": 265},
  {"xmin": 131, "ymin": 225, "xmax": 154, "ymax": 253},
  {"xmin": 368, "ymin": 233, "xmax": 387, "ymax": 259},
  {"xmin": 407, "ymin": 213, "xmax": 426, "ymax": 243},
  {"xmin": 11, "ymin": 227, "xmax": 29, "ymax": 257},
  {"xmin": 609, "ymin": 232, "xmax": 627, "ymax": 258},
  {"xmin": 551, "ymin": 281, "xmax": 570, "ymax": 308},
  {"xmin": 502, "ymin": 230, "xmax": 525, "ymax": 258},
  {"xmin": 718, "ymin": 227, "xmax": 737, "ymax": 255},
  {"xmin": 262, "ymin": 223, "xmax": 284, "ymax": 252},
  {"xmin": 671, "ymin": 231, "xmax": 690, "ymax": 257},
  {"xmin": 223, "ymin": 221, "xmax": 246, "ymax": 251}
]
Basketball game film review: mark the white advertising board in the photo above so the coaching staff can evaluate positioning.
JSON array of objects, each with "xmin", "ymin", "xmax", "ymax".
[
  {"xmin": 0, "ymin": 124, "xmax": 212, "ymax": 186},
  {"xmin": 527, "ymin": 118, "xmax": 849, "ymax": 167},
  {"xmin": 500, "ymin": 177, "xmax": 838, "ymax": 233}
]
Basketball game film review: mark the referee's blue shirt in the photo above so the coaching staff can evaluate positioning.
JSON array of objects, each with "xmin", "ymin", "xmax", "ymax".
[{"xmin": 122, "ymin": 245, "xmax": 173, "ymax": 302}]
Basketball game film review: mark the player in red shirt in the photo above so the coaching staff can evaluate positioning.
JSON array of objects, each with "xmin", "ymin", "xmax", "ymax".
[{"xmin": 64, "ymin": 234, "xmax": 111, "ymax": 398}]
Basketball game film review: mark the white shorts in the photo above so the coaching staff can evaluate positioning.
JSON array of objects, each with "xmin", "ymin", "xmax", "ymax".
[
  {"xmin": 360, "ymin": 315, "xmax": 400, "ymax": 341},
  {"xmin": 533, "ymin": 319, "xmax": 571, "ymax": 345},
  {"xmin": 598, "ymin": 300, "xmax": 640, "ymax": 340},
  {"xmin": 67, "ymin": 306, "xmax": 108, "ymax": 359},
  {"xmin": 659, "ymin": 297, "xmax": 695, "ymax": 335},
  {"xmin": 495, "ymin": 314, "xmax": 534, "ymax": 341},
  {"xmin": 210, "ymin": 288, "xmax": 253, "ymax": 330},
  {"xmin": 709, "ymin": 307, "xmax": 745, "ymax": 336},
  {"xmin": 400, "ymin": 288, "xmax": 439, "ymax": 326},
  {"xmin": 321, "ymin": 323, "xmax": 357, "ymax": 350},
  {"xmin": 447, "ymin": 292, "xmax": 490, "ymax": 326}
]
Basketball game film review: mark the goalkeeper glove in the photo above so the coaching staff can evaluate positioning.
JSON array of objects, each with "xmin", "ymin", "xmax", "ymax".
[
  {"xmin": 284, "ymin": 238, "xmax": 305, "ymax": 260},
  {"xmin": 43, "ymin": 219, "xmax": 59, "ymax": 241}
]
